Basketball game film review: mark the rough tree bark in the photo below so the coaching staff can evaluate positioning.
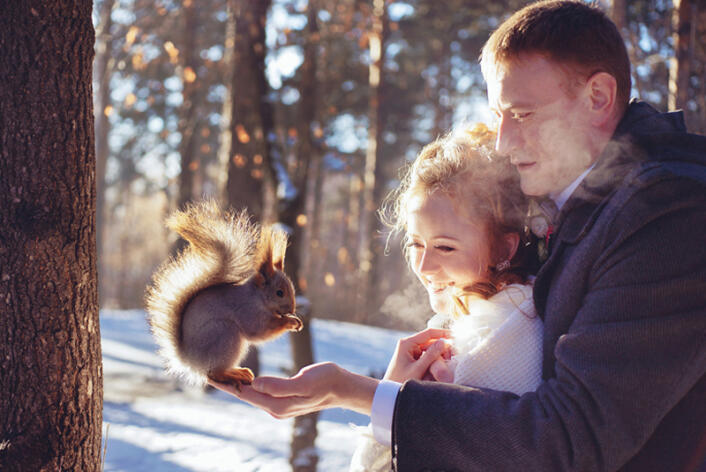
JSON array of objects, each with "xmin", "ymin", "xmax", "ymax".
[{"xmin": 0, "ymin": 2, "xmax": 103, "ymax": 471}]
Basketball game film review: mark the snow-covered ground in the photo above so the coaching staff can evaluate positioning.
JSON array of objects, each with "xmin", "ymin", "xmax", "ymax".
[{"xmin": 101, "ymin": 309, "xmax": 409, "ymax": 471}]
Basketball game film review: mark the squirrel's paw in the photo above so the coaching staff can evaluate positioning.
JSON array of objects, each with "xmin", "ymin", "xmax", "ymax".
[
  {"xmin": 283, "ymin": 314, "xmax": 303, "ymax": 332},
  {"xmin": 268, "ymin": 313, "xmax": 303, "ymax": 333},
  {"xmin": 208, "ymin": 367, "xmax": 255, "ymax": 391}
]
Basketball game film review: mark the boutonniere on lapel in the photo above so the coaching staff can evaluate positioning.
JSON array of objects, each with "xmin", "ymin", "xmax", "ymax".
[{"xmin": 528, "ymin": 198, "xmax": 559, "ymax": 263}]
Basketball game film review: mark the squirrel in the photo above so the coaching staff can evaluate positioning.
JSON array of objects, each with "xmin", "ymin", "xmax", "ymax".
[{"xmin": 145, "ymin": 200, "xmax": 302, "ymax": 388}]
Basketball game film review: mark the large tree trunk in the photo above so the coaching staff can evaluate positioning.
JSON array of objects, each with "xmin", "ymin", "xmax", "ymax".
[
  {"xmin": 668, "ymin": 0, "xmax": 694, "ymax": 111},
  {"xmin": 226, "ymin": 0, "xmax": 275, "ymax": 222},
  {"xmin": 0, "ymin": 2, "xmax": 103, "ymax": 471},
  {"xmin": 94, "ymin": 0, "xmax": 116, "ymax": 306}
]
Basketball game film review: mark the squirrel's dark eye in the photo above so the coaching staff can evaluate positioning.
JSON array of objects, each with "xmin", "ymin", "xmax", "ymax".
[{"xmin": 276, "ymin": 289, "xmax": 284, "ymax": 297}]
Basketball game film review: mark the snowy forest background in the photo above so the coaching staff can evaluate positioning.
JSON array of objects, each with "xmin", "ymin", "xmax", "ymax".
[
  {"xmin": 93, "ymin": 1, "xmax": 706, "ymax": 468},
  {"xmin": 94, "ymin": 0, "xmax": 706, "ymax": 325},
  {"xmin": 1, "ymin": 0, "xmax": 705, "ymax": 470}
]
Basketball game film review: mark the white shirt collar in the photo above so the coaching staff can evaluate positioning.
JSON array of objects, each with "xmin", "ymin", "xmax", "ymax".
[{"xmin": 550, "ymin": 162, "xmax": 596, "ymax": 211}]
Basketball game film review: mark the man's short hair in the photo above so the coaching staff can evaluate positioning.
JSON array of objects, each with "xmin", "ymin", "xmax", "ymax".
[{"xmin": 481, "ymin": 0, "xmax": 631, "ymax": 110}]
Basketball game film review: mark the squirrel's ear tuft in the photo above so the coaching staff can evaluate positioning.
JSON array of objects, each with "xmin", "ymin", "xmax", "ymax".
[
  {"xmin": 256, "ymin": 225, "xmax": 287, "ymax": 281},
  {"xmin": 259, "ymin": 225, "xmax": 288, "ymax": 274},
  {"xmin": 271, "ymin": 228, "xmax": 288, "ymax": 271},
  {"xmin": 273, "ymin": 253, "xmax": 284, "ymax": 271}
]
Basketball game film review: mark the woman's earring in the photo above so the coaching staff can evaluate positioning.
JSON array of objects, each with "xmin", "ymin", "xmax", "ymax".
[{"xmin": 496, "ymin": 260, "xmax": 511, "ymax": 272}]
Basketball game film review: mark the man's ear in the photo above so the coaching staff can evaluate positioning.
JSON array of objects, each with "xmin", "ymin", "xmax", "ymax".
[
  {"xmin": 501, "ymin": 232, "xmax": 520, "ymax": 262},
  {"xmin": 586, "ymin": 71, "xmax": 618, "ymax": 127}
]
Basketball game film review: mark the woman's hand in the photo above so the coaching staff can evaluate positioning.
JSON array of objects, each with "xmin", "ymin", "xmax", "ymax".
[
  {"xmin": 384, "ymin": 328, "xmax": 453, "ymax": 383},
  {"xmin": 209, "ymin": 362, "xmax": 379, "ymax": 419},
  {"xmin": 428, "ymin": 358, "xmax": 455, "ymax": 383}
]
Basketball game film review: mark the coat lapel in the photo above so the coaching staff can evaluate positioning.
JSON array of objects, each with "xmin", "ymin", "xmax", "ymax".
[{"xmin": 532, "ymin": 135, "xmax": 638, "ymax": 320}]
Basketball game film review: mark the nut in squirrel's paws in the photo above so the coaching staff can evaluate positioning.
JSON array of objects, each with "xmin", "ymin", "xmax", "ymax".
[
  {"xmin": 209, "ymin": 367, "xmax": 255, "ymax": 391},
  {"xmin": 284, "ymin": 313, "xmax": 303, "ymax": 332}
]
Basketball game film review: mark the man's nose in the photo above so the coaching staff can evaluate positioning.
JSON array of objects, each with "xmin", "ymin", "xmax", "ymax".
[{"xmin": 495, "ymin": 116, "xmax": 522, "ymax": 156}]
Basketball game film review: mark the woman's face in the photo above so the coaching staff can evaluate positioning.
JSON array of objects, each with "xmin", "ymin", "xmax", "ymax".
[{"xmin": 406, "ymin": 191, "xmax": 491, "ymax": 314}]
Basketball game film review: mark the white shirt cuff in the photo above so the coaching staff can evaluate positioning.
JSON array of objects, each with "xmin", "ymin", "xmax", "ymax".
[{"xmin": 370, "ymin": 380, "xmax": 401, "ymax": 446}]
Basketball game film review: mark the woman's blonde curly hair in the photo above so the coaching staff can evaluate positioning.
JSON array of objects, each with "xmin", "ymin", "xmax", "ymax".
[{"xmin": 380, "ymin": 123, "xmax": 533, "ymax": 301}]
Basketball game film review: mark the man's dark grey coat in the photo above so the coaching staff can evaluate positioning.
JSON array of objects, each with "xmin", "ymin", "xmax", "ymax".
[{"xmin": 391, "ymin": 101, "xmax": 706, "ymax": 471}]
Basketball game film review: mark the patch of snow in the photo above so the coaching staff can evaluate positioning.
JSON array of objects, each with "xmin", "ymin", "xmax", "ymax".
[{"xmin": 101, "ymin": 309, "xmax": 408, "ymax": 471}]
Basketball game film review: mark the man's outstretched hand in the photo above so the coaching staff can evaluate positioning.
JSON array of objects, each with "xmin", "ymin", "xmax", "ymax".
[
  {"xmin": 209, "ymin": 328, "xmax": 452, "ymax": 419},
  {"xmin": 209, "ymin": 361, "xmax": 379, "ymax": 418}
]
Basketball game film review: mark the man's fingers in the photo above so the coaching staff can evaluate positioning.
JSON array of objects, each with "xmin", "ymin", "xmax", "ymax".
[
  {"xmin": 250, "ymin": 376, "xmax": 303, "ymax": 397},
  {"xmin": 209, "ymin": 362, "xmax": 342, "ymax": 419},
  {"xmin": 209, "ymin": 381, "xmax": 308, "ymax": 419},
  {"xmin": 251, "ymin": 363, "xmax": 332, "ymax": 397}
]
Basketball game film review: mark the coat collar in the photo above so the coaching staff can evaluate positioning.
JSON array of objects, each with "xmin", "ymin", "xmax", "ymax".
[
  {"xmin": 533, "ymin": 100, "xmax": 697, "ymax": 320},
  {"xmin": 551, "ymin": 100, "xmax": 687, "ymax": 245}
]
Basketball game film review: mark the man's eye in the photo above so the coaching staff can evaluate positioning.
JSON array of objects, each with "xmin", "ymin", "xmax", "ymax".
[{"xmin": 512, "ymin": 111, "xmax": 532, "ymax": 121}]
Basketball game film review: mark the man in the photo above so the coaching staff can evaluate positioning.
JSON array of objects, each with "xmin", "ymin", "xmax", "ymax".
[{"xmin": 215, "ymin": 2, "xmax": 706, "ymax": 470}]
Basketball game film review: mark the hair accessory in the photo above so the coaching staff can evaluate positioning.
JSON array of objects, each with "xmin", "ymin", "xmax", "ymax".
[{"xmin": 496, "ymin": 260, "xmax": 511, "ymax": 272}]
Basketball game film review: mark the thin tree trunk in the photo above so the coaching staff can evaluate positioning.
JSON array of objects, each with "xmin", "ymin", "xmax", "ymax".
[
  {"xmin": 226, "ymin": 0, "xmax": 275, "ymax": 222},
  {"xmin": 217, "ymin": 0, "xmax": 236, "ymax": 199},
  {"xmin": 224, "ymin": 0, "xmax": 275, "ymax": 378},
  {"xmin": 432, "ymin": 37, "xmax": 452, "ymax": 139},
  {"xmin": 346, "ymin": 172, "xmax": 363, "ymax": 314},
  {"xmin": 304, "ymin": 152, "xmax": 326, "ymax": 287},
  {"xmin": 357, "ymin": 0, "xmax": 388, "ymax": 323},
  {"xmin": 0, "ymin": 2, "xmax": 102, "ymax": 470},
  {"xmin": 668, "ymin": 0, "xmax": 694, "ymax": 111},
  {"xmin": 285, "ymin": 3, "xmax": 320, "ymax": 470},
  {"xmin": 176, "ymin": 0, "xmax": 200, "ymax": 212},
  {"xmin": 625, "ymin": 26, "xmax": 646, "ymax": 99},
  {"xmin": 95, "ymin": 0, "xmax": 116, "ymax": 306},
  {"xmin": 611, "ymin": 0, "xmax": 627, "ymax": 33}
]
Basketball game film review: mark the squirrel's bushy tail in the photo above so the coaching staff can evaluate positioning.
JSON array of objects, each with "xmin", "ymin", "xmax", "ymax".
[{"xmin": 145, "ymin": 200, "xmax": 261, "ymax": 383}]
